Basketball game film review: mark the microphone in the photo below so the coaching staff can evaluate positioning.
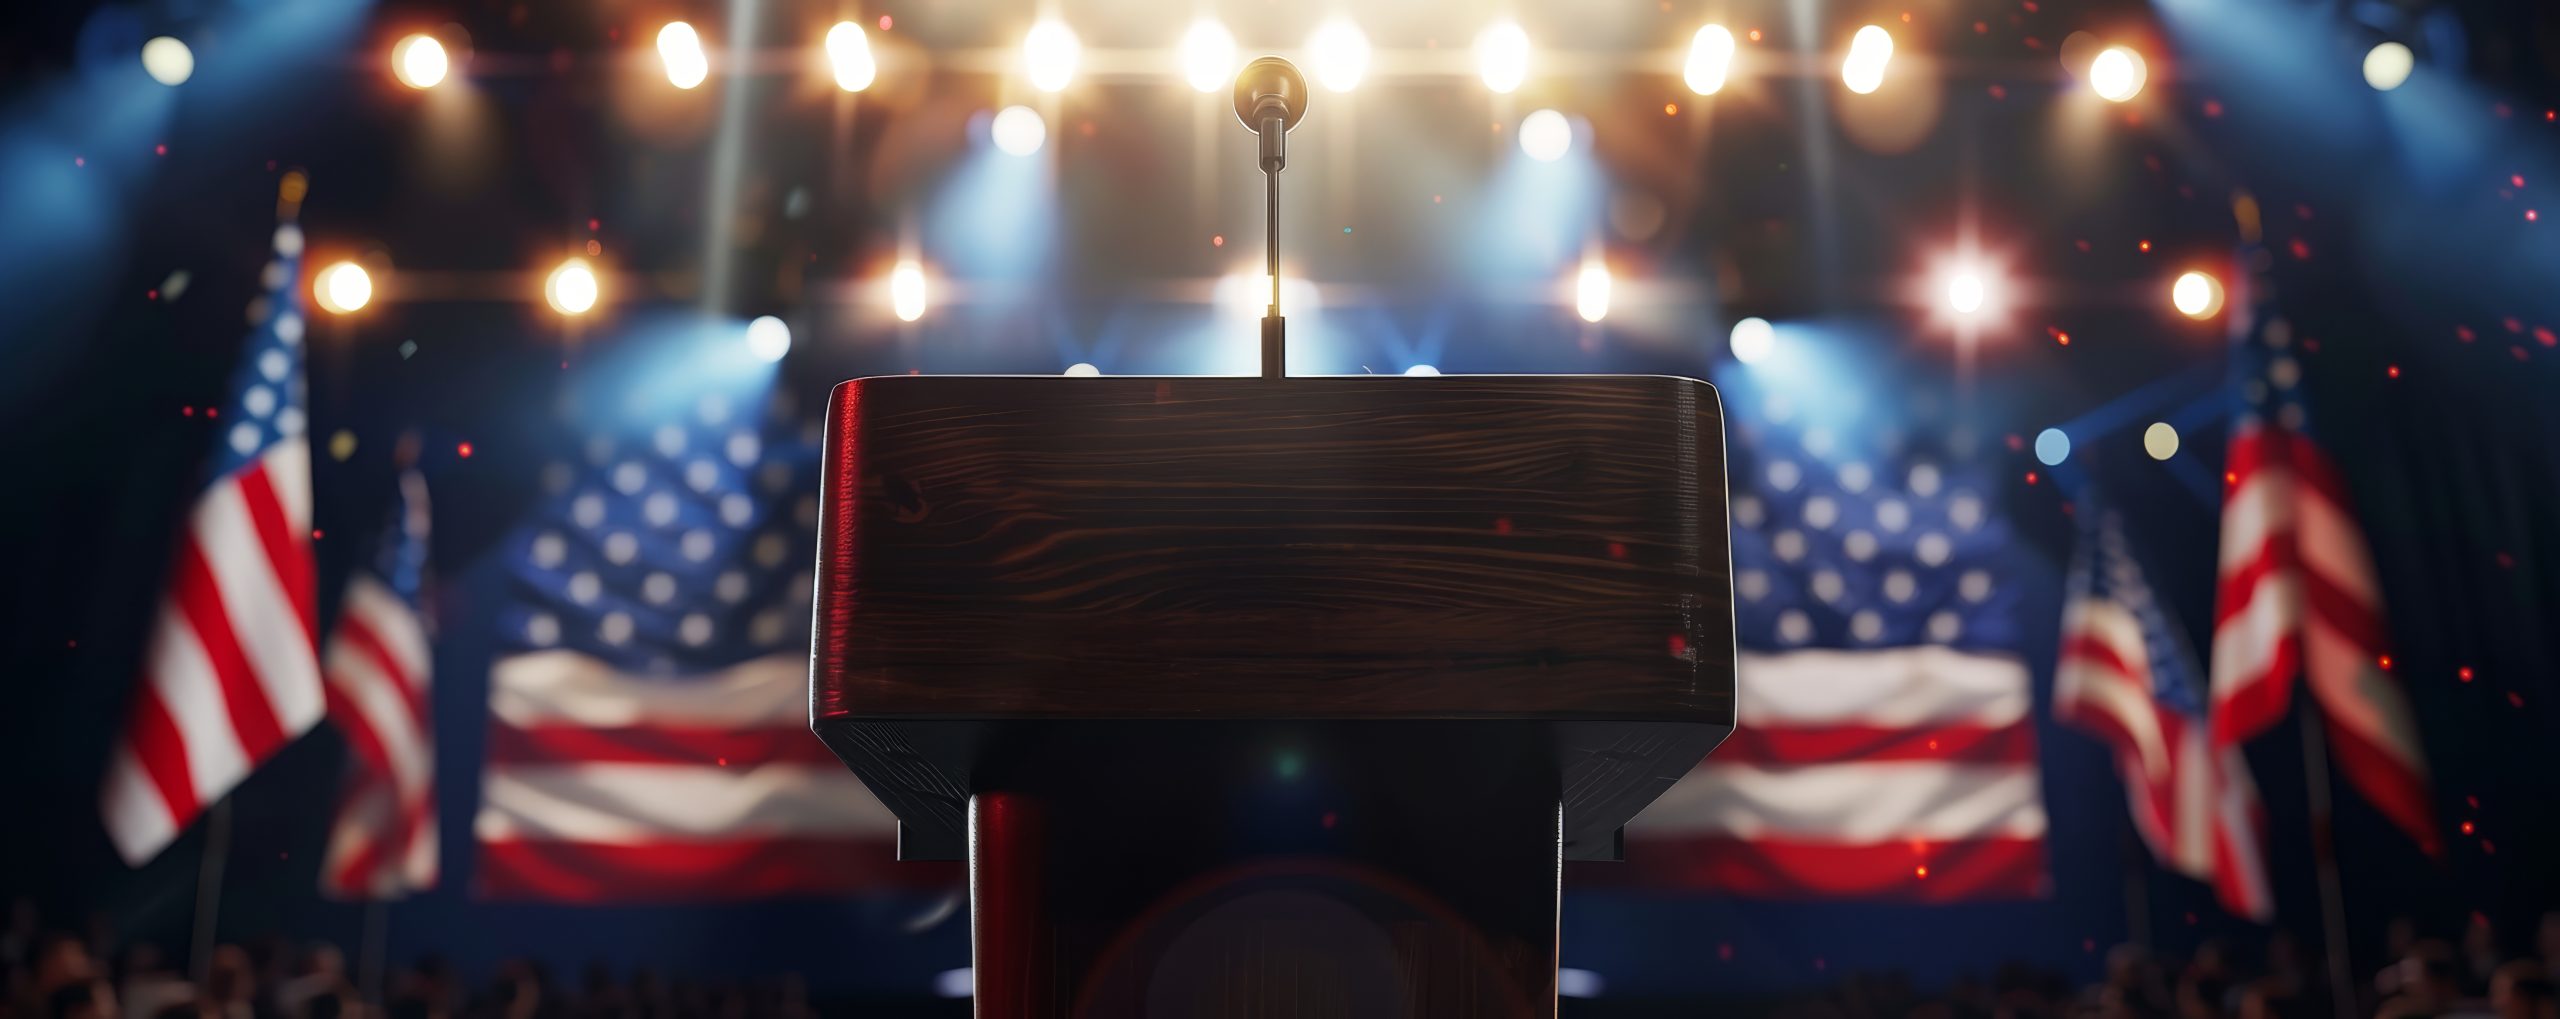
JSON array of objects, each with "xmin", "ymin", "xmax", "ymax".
[{"xmin": 1232, "ymin": 57, "xmax": 1307, "ymax": 378}]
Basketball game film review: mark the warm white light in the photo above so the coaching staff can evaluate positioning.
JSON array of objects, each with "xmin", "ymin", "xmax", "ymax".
[
  {"xmin": 313, "ymin": 262, "xmax": 373, "ymax": 315},
  {"xmin": 1307, "ymin": 20, "xmax": 1370, "ymax": 93},
  {"xmin": 141, "ymin": 37, "xmax": 194, "ymax": 86},
  {"xmin": 1684, "ymin": 25, "xmax": 1736, "ymax": 96},
  {"xmin": 658, "ymin": 22, "xmax": 709, "ymax": 89},
  {"xmin": 2088, "ymin": 46, "xmax": 2144, "ymax": 102},
  {"xmin": 990, "ymin": 105, "xmax": 1046, "ymax": 156},
  {"xmin": 1518, "ymin": 108, "xmax": 1572, "ymax": 162},
  {"xmin": 1575, "ymin": 259, "xmax": 1612, "ymax": 323},
  {"xmin": 2144, "ymin": 422, "xmax": 2181, "ymax": 461},
  {"xmin": 1064, "ymin": 362, "xmax": 1101, "ymax": 376},
  {"xmin": 2172, "ymin": 271, "xmax": 2224, "ymax": 318},
  {"xmin": 1181, "ymin": 20, "xmax": 1236, "ymax": 94},
  {"xmin": 1947, "ymin": 272, "xmax": 1985, "ymax": 315},
  {"xmin": 1475, "ymin": 21, "xmax": 1530, "ymax": 95},
  {"xmin": 1404, "ymin": 364, "xmax": 1440, "ymax": 376},
  {"xmin": 745, "ymin": 315, "xmax": 790, "ymax": 363},
  {"xmin": 1023, "ymin": 19, "xmax": 1079, "ymax": 93},
  {"xmin": 1730, "ymin": 317, "xmax": 1775, "ymax": 364},
  {"xmin": 545, "ymin": 258, "xmax": 600, "ymax": 316},
  {"xmin": 890, "ymin": 260, "xmax": 929, "ymax": 322},
  {"xmin": 2363, "ymin": 41, "xmax": 2413, "ymax": 92},
  {"xmin": 825, "ymin": 22, "xmax": 877, "ymax": 92},
  {"xmin": 1841, "ymin": 25, "xmax": 1893, "ymax": 95},
  {"xmin": 393, "ymin": 34, "xmax": 448, "ymax": 90}
]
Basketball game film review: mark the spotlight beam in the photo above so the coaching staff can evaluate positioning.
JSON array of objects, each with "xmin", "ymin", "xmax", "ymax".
[{"xmin": 699, "ymin": 0, "xmax": 763, "ymax": 313}]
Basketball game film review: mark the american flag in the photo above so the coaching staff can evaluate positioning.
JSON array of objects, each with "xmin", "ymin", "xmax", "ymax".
[
  {"xmin": 2055, "ymin": 507, "xmax": 2272, "ymax": 920},
  {"xmin": 100, "ymin": 212, "xmax": 326, "ymax": 865},
  {"xmin": 1623, "ymin": 376, "xmax": 2047, "ymax": 899},
  {"xmin": 474, "ymin": 375, "xmax": 903, "ymax": 900},
  {"xmin": 319, "ymin": 466, "xmax": 438, "ymax": 898},
  {"xmin": 2206, "ymin": 260, "xmax": 2436, "ymax": 855}
]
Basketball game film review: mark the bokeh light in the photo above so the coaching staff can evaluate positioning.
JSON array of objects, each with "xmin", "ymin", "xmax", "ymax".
[
  {"xmin": 1475, "ymin": 21, "xmax": 1530, "ymax": 95},
  {"xmin": 2088, "ymin": 46, "xmax": 2145, "ymax": 102},
  {"xmin": 657, "ymin": 22, "xmax": 709, "ymax": 90},
  {"xmin": 991, "ymin": 105, "xmax": 1046, "ymax": 156},
  {"xmin": 825, "ymin": 22, "xmax": 877, "ymax": 93},
  {"xmin": 2172, "ymin": 271, "xmax": 2225, "ymax": 318},
  {"xmin": 1575, "ymin": 258, "xmax": 1612, "ymax": 323},
  {"xmin": 1308, "ymin": 19, "xmax": 1370, "ymax": 93},
  {"xmin": 393, "ymin": 34, "xmax": 449, "ymax": 90},
  {"xmin": 1023, "ymin": 19, "xmax": 1079, "ymax": 93},
  {"xmin": 1404, "ymin": 364, "xmax": 1440, "ymax": 376},
  {"xmin": 1730, "ymin": 317, "xmax": 1775, "ymax": 364},
  {"xmin": 545, "ymin": 258, "xmax": 600, "ymax": 316},
  {"xmin": 890, "ymin": 260, "xmax": 929, "ymax": 322},
  {"xmin": 1180, "ymin": 20, "xmax": 1236, "ymax": 94},
  {"xmin": 1841, "ymin": 26, "xmax": 1893, "ymax": 95},
  {"xmin": 2363, "ymin": 42, "xmax": 2413, "ymax": 92},
  {"xmin": 1947, "ymin": 272, "xmax": 1986, "ymax": 315},
  {"xmin": 141, "ymin": 37, "xmax": 194, "ymax": 86},
  {"xmin": 313, "ymin": 262, "xmax": 373, "ymax": 315},
  {"xmin": 2144, "ymin": 422, "xmax": 2181, "ymax": 461},
  {"xmin": 1064, "ymin": 362, "xmax": 1101, "ymax": 376},
  {"xmin": 2035, "ymin": 428, "xmax": 2071, "ymax": 466},
  {"xmin": 744, "ymin": 316, "xmax": 790, "ymax": 363},
  {"xmin": 1519, "ymin": 109, "xmax": 1572, "ymax": 161},
  {"xmin": 1684, "ymin": 25, "xmax": 1736, "ymax": 96}
]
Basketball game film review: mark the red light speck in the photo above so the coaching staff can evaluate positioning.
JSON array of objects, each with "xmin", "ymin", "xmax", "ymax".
[
  {"xmin": 2289, "ymin": 238, "xmax": 2312, "ymax": 259},
  {"xmin": 2459, "ymin": 667, "xmax": 2475, "ymax": 682},
  {"xmin": 312, "ymin": 529, "xmax": 323, "ymax": 540},
  {"xmin": 2483, "ymin": 839, "xmax": 2497, "ymax": 854},
  {"xmin": 1667, "ymin": 634, "xmax": 1689, "ymax": 657},
  {"xmin": 1493, "ymin": 517, "xmax": 1513, "ymax": 535},
  {"xmin": 2529, "ymin": 210, "xmax": 2541, "ymax": 222},
  {"xmin": 1915, "ymin": 865, "xmax": 1929, "ymax": 879},
  {"xmin": 1718, "ymin": 943, "xmax": 1734, "ymax": 961},
  {"xmin": 2509, "ymin": 692, "xmax": 2525, "ymax": 708},
  {"xmin": 2387, "ymin": 365, "xmax": 2401, "ymax": 379},
  {"xmin": 2025, "ymin": 471, "xmax": 2039, "ymax": 485},
  {"xmin": 2515, "ymin": 175, "xmax": 2528, "ymax": 188},
  {"xmin": 1211, "ymin": 234, "xmax": 1224, "ymax": 247},
  {"xmin": 1988, "ymin": 84, "xmax": 2007, "ymax": 100},
  {"xmin": 2457, "ymin": 326, "xmax": 2476, "ymax": 342},
  {"xmin": 155, "ymin": 144, "xmax": 166, "ymax": 156},
  {"xmin": 2137, "ymin": 239, "xmax": 2152, "ymax": 253},
  {"xmin": 2203, "ymin": 100, "xmax": 2223, "ymax": 118},
  {"xmin": 74, "ymin": 156, "xmax": 85, "ymax": 167},
  {"xmin": 2536, "ymin": 327, "xmax": 2556, "ymax": 347},
  {"xmin": 147, "ymin": 289, "xmax": 158, "ymax": 301},
  {"xmin": 2225, "ymin": 471, "xmax": 2239, "ymax": 485},
  {"xmin": 717, "ymin": 757, "xmax": 728, "ymax": 766},
  {"xmin": 1926, "ymin": 739, "xmax": 1939, "ymax": 751},
  {"xmin": 1608, "ymin": 542, "xmax": 1627, "ymax": 560},
  {"xmin": 2377, "ymin": 654, "xmax": 2394, "ymax": 670},
  {"xmin": 1973, "ymin": 20, "xmax": 1988, "ymax": 33},
  {"xmin": 182, "ymin": 406, "xmax": 194, "ymax": 417},
  {"xmin": 2074, "ymin": 239, "xmax": 2091, "ymax": 252},
  {"xmin": 457, "ymin": 441, "xmax": 475, "ymax": 458},
  {"xmin": 206, "ymin": 408, "xmax": 218, "ymax": 418},
  {"xmin": 2461, "ymin": 821, "xmax": 2476, "ymax": 835},
  {"xmin": 1321, "ymin": 811, "xmax": 1338, "ymax": 829},
  {"xmin": 877, "ymin": 14, "xmax": 891, "ymax": 30}
]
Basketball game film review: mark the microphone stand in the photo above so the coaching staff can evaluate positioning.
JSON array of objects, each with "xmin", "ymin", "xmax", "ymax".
[{"xmin": 1260, "ymin": 110, "xmax": 1286, "ymax": 379}]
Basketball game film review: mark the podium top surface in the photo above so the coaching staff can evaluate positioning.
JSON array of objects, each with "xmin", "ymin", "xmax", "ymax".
[{"xmin": 810, "ymin": 374, "xmax": 1735, "ymax": 724}]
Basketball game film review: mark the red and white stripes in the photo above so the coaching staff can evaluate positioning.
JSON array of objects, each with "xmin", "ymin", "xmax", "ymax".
[
  {"xmin": 101, "ymin": 442, "xmax": 325, "ymax": 865},
  {"xmin": 319, "ymin": 573, "xmax": 438, "ymax": 898}
]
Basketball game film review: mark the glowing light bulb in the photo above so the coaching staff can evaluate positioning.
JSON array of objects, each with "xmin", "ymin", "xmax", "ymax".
[
  {"xmin": 825, "ymin": 22, "xmax": 877, "ymax": 92},
  {"xmin": 2363, "ymin": 41, "xmax": 2412, "ymax": 92},
  {"xmin": 890, "ymin": 260, "xmax": 928, "ymax": 322},
  {"xmin": 2172, "ymin": 271, "xmax": 2224, "ymax": 318},
  {"xmin": 393, "ymin": 34, "xmax": 449, "ymax": 90},
  {"xmin": 990, "ymin": 105, "xmax": 1046, "ymax": 156},
  {"xmin": 1307, "ymin": 19, "xmax": 1370, "ymax": 93},
  {"xmin": 1685, "ymin": 25, "xmax": 1736, "ymax": 96},
  {"xmin": 1023, "ymin": 19, "xmax": 1079, "ymax": 93},
  {"xmin": 2088, "ymin": 45, "xmax": 2144, "ymax": 102},
  {"xmin": 1475, "ymin": 21, "xmax": 1529, "ymax": 95},
  {"xmin": 545, "ymin": 258, "xmax": 599, "ymax": 316},
  {"xmin": 313, "ymin": 262, "xmax": 373, "ymax": 315},
  {"xmin": 1518, "ymin": 109, "xmax": 1572, "ymax": 161},
  {"xmin": 1841, "ymin": 25, "xmax": 1892, "ymax": 95},
  {"xmin": 1947, "ymin": 272, "xmax": 1985, "ymax": 315},
  {"xmin": 1730, "ymin": 316, "xmax": 1775, "ymax": 364},
  {"xmin": 142, "ymin": 37, "xmax": 194, "ymax": 86},
  {"xmin": 1575, "ymin": 259, "xmax": 1612, "ymax": 323},
  {"xmin": 658, "ymin": 22, "xmax": 709, "ymax": 89},
  {"xmin": 1181, "ymin": 20, "xmax": 1236, "ymax": 94}
]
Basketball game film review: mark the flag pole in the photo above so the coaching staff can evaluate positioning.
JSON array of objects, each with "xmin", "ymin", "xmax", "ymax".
[
  {"xmin": 188, "ymin": 797, "xmax": 234, "ymax": 981},
  {"xmin": 2297, "ymin": 705, "xmax": 2359, "ymax": 1019},
  {"xmin": 358, "ymin": 899, "xmax": 389, "ymax": 1004},
  {"xmin": 2120, "ymin": 823, "xmax": 2153, "ymax": 950}
]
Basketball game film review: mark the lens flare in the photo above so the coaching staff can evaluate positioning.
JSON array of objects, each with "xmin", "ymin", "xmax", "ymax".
[
  {"xmin": 313, "ymin": 262, "xmax": 373, "ymax": 314},
  {"xmin": 1841, "ymin": 25, "xmax": 1893, "ymax": 95},
  {"xmin": 1023, "ymin": 19, "xmax": 1079, "ymax": 93},
  {"xmin": 658, "ymin": 22, "xmax": 709, "ymax": 89},
  {"xmin": 546, "ymin": 258, "xmax": 600, "ymax": 316},
  {"xmin": 890, "ymin": 260, "xmax": 929, "ymax": 322},
  {"xmin": 1180, "ymin": 20, "xmax": 1236, "ymax": 93},
  {"xmin": 393, "ymin": 34, "xmax": 449, "ymax": 90},
  {"xmin": 1308, "ymin": 19, "xmax": 1370, "ymax": 93},
  {"xmin": 825, "ymin": 22, "xmax": 877, "ymax": 92},
  {"xmin": 1475, "ymin": 21, "xmax": 1530, "ymax": 94},
  {"xmin": 1684, "ymin": 25, "xmax": 1736, "ymax": 96}
]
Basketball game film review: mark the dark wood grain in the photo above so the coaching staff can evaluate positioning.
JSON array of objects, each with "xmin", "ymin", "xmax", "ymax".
[{"xmin": 811, "ymin": 374, "xmax": 1735, "ymax": 722}]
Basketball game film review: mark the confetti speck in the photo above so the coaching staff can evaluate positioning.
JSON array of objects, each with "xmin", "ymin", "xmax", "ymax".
[{"xmin": 458, "ymin": 441, "xmax": 475, "ymax": 458}]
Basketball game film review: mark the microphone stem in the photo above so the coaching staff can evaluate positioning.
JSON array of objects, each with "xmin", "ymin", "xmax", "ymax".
[{"xmin": 1262, "ymin": 165, "xmax": 1284, "ymax": 378}]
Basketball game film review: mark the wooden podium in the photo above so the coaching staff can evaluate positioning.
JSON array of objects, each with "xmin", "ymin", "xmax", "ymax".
[{"xmin": 810, "ymin": 374, "xmax": 1735, "ymax": 1017}]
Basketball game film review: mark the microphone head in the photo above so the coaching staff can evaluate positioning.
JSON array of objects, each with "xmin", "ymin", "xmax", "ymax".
[{"xmin": 1232, "ymin": 56, "xmax": 1308, "ymax": 134}]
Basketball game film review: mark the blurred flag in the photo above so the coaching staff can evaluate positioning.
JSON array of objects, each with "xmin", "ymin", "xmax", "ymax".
[
  {"xmin": 474, "ymin": 384, "xmax": 903, "ymax": 900},
  {"xmin": 2206, "ymin": 258, "xmax": 2437, "ymax": 854},
  {"xmin": 2055, "ymin": 508, "xmax": 2272, "ymax": 920},
  {"xmin": 320, "ymin": 465, "xmax": 438, "ymax": 898},
  {"xmin": 1624, "ymin": 382, "xmax": 2046, "ymax": 899},
  {"xmin": 100, "ymin": 203, "xmax": 325, "ymax": 865}
]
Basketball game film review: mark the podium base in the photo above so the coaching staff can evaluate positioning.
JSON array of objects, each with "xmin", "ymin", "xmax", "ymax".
[{"xmin": 965, "ymin": 723, "xmax": 1564, "ymax": 1018}]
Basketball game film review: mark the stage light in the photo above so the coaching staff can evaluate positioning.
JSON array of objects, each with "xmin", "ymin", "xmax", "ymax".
[
  {"xmin": 1181, "ymin": 20, "xmax": 1236, "ymax": 94},
  {"xmin": 1947, "ymin": 271, "xmax": 1986, "ymax": 315},
  {"xmin": 1404, "ymin": 364, "xmax": 1440, "ymax": 376},
  {"xmin": 1575, "ymin": 258, "xmax": 1612, "ymax": 323},
  {"xmin": 890, "ymin": 260, "xmax": 928, "ymax": 322},
  {"xmin": 2035, "ymin": 429, "xmax": 2070, "ymax": 466},
  {"xmin": 392, "ymin": 34, "xmax": 449, "ymax": 90},
  {"xmin": 2172, "ymin": 271, "xmax": 2224, "ymax": 318},
  {"xmin": 1023, "ymin": 19, "xmax": 1079, "ymax": 93},
  {"xmin": 2088, "ymin": 46, "xmax": 2144, "ymax": 102},
  {"xmin": 1065, "ymin": 362, "xmax": 1101, "ymax": 376},
  {"xmin": 313, "ymin": 261, "xmax": 373, "ymax": 315},
  {"xmin": 990, "ymin": 105, "xmax": 1046, "ymax": 156},
  {"xmin": 1730, "ymin": 316, "xmax": 1775, "ymax": 364},
  {"xmin": 658, "ymin": 22, "xmax": 709, "ymax": 89},
  {"xmin": 1683, "ymin": 25, "xmax": 1736, "ymax": 96},
  {"xmin": 545, "ymin": 258, "xmax": 600, "ymax": 316},
  {"xmin": 1519, "ymin": 109, "xmax": 1572, "ymax": 161},
  {"xmin": 825, "ymin": 22, "xmax": 877, "ymax": 93},
  {"xmin": 1841, "ymin": 25, "xmax": 1892, "ymax": 95},
  {"xmin": 1475, "ymin": 21, "xmax": 1530, "ymax": 94},
  {"xmin": 2363, "ymin": 41, "xmax": 2412, "ymax": 92},
  {"xmin": 141, "ymin": 37, "xmax": 193, "ymax": 86},
  {"xmin": 745, "ymin": 315, "xmax": 790, "ymax": 363},
  {"xmin": 2144, "ymin": 422, "xmax": 2180, "ymax": 460},
  {"xmin": 1308, "ymin": 19, "xmax": 1370, "ymax": 93}
]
